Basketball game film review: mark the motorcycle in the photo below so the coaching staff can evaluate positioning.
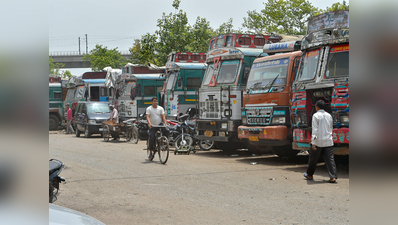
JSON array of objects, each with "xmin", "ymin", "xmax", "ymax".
[
  {"xmin": 137, "ymin": 114, "xmax": 149, "ymax": 140},
  {"xmin": 49, "ymin": 159, "xmax": 65, "ymax": 203}
]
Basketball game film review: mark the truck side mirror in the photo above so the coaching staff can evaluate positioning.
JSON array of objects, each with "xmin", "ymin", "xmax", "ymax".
[{"xmin": 243, "ymin": 67, "xmax": 251, "ymax": 80}]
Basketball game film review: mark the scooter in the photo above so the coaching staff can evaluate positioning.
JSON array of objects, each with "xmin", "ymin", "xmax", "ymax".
[{"xmin": 49, "ymin": 159, "xmax": 65, "ymax": 203}]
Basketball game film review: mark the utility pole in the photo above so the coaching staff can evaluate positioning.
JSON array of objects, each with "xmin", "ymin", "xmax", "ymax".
[
  {"xmin": 78, "ymin": 37, "xmax": 81, "ymax": 55},
  {"xmin": 85, "ymin": 34, "xmax": 88, "ymax": 54}
]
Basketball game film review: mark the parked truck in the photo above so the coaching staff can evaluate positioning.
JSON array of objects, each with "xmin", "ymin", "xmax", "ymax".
[
  {"xmin": 49, "ymin": 77, "xmax": 64, "ymax": 130},
  {"xmin": 162, "ymin": 52, "xmax": 207, "ymax": 118},
  {"xmin": 237, "ymin": 40, "xmax": 302, "ymax": 155},
  {"xmin": 196, "ymin": 33, "xmax": 281, "ymax": 152},
  {"xmin": 290, "ymin": 10, "xmax": 349, "ymax": 156}
]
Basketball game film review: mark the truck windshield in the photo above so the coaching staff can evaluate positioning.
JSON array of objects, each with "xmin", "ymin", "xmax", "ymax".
[
  {"xmin": 66, "ymin": 89, "xmax": 75, "ymax": 99},
  {"xmin": 202, "ymin": 64, "xmax": 215, "ymax": 86},
  {"xmin": 217, "ymin": 60, "xmax": 240, "ymax": 84},
  {"xmin": 297, "ymin": 49, "xmax": 320, "ymax": 81},
  {"xmin": 247, "ymin": 58, "xmax": 289, "ymax": 89},
  {"xmin": 122, "ymin": 82, "xmax": 136, "ymax": 96},
  {"xmin": 76, "ymin": 86, "xmax": 85, "ymax": 99},
  {"xmin": 165, "ymin": 72, "xmax": 177, "ymax": 90},
  {"xmin": 325, "ymin": 44, "xmax": 349, "ymax": 77},
  {"xmin": 87, "ymin": 103, "xmax": 111, "ymax": 114}
]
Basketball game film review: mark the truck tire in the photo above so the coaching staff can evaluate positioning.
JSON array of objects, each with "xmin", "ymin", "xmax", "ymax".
[
  {"xmin": 49, "ymin": 115, "xmax": 59, "ymax": 130},
  {"xmin": 271, "ymin": 145, "xmax": 298, "ymax": 158}
]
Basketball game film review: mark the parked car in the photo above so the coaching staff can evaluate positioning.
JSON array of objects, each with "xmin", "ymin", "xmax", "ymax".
[
  {"xmin": 74, "ymin": 102, "xmax": 111, "ymax": 137},
  {"xmin": 49, "ymin": 204, "xmax": 105, "ymax": 225}
]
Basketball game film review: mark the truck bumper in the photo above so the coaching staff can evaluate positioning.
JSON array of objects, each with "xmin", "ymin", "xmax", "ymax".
[
  {"xmin": 196, "ymin": 119, "xmax": 241, "ymax": 142},
  {"xmin": 238, "ymin": 125, "xmax": 290, "ymax": 146},
  {"xmin": 292, "ymin": 142, "xmax": 349, "ymax": 155}
]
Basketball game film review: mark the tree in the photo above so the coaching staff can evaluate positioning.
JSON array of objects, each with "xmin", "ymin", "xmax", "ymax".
[
  {"xmin": 316, "ymin": 1, "xmax": 349, "ymax": 15},
  {"xmin": 187, "ymin": 17, "xmax": 214, "ymax": 52},
  {"xmin": 215, "ymin": 18, "xmax": 243, "ymax": 35},
  {"xmin": 242, "ymin": 0, "xmax": 321, "ymax": 35},
  {"xmin": 83, "ymin": 44, "xmax": 127, "ymax": 71},
  {"xmin": 130, "ymin": 34, "xmax": 159, "ymax": 65},
  {"xmin": 49, "ymin": 57, "xmax": 72, "ymax": 78}
]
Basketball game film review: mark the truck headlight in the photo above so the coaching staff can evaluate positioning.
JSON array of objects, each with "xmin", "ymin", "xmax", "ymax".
[
  {"xmin": 272, "ymin": 117, "xmax": 285, "ymax": 124},
  {"xmin": 340, "ymin": 115, "xmax": 349, "ymax": 123},
  {"xmin": 242, "ymin": 117, "xmax": 247, "ymax": 124},
  {"xmin": 221, "ymin": 123, "xmax": 227, "ymax": 129},
  {"xmin": 128, "ymin": 111, "xmax": 132, "ymax": 115},
  {"xmin": 88, "ymin": 120, "xmax": 96, "ymax": 124}
]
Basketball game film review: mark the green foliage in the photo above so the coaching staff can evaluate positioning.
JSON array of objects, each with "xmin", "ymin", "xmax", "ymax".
[
  {"xmin": 215, "ymin": 18, "xmax": 243, "ymax": 35},
  {"xmin": 243, "ymin": 0, "xmax": 321, "ymax": 35},
  {"xmin": 130, "ymin": 1, "xmax": 242, "ymax": 66},
  {"xmin": 63, "ymin": 70, "xmax": 72, "ymax": 79},
  {"xmin": 49, "ymin": 57, "xmax": 65, "ymax": 77},
  {"xmin": 315, "ymin": 1, "xmax": 349, "ymax": 15},
  {"xmin": 83, "ymin": 44, "xmax": 127, "ymax": 71}
]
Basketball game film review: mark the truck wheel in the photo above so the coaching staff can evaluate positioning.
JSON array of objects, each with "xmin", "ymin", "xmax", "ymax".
[
  {"xmin": 215, "ymin": 141, "xmax": 244, "ymax": 152},
  {"xmin": 49, "ymin": 115, "xmax": 59, "ymax": 130},
  {"xmin": 271, "ymin": 145, "xmax": 298, "ymax": 158},
  {"xmin": 245, "ymin": 142, "xmax": 273, "ymax": 155}
]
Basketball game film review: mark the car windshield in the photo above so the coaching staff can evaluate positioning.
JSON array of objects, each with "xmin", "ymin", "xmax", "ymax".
[
  {"xmin": 87, "ymin": 103, "xmax": 111, "ymax": 114},
  {"xmin": 216, "ymin": 60, "xmax": 240, "ymax": 84},
  {"xmin": 202, "ymin": 63, "xmax": 215, "ymax": 86},
  {"xmin": 297, "ymin": 49, "xmax": 320, "ymax": 81},
  {"xmin": 247, "ymin": 58, "xmax": 290, "ymax": 89},
  {"xmin": 325, "ymin": 44, "xmax": 349, "ymax": 77},
  {"xmin": 75, "ymin": 86, "xmax": 85, "ymax": 99},
  {"xmin": 165, "ymin": 72, "xmax": 177, "ymax": 90}
]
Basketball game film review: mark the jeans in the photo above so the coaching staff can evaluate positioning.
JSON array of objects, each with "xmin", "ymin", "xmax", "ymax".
[
  {"xmin": 307, "ymin": 146, "xmax": 338, "ymax": 179},
  {"xmin": 66, "ymin": 119, "xmax": 74, "ymax": 134},
  {"xmin": 148, "ymin": 126, "xmax": 170, "ymax": 151}
]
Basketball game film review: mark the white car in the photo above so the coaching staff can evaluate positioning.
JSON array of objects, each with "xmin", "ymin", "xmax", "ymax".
[{"xmin": 49, "ymin": 204, "xmax": 105, "ymax": 225}]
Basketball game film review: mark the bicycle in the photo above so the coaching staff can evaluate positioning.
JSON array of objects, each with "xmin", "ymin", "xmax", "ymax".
[{"xmin": 146, "ymin": 125, "xmax": 170, "ymax": 164}]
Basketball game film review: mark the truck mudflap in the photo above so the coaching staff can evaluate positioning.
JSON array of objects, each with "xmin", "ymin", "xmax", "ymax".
[
  {"xmin": 238, "ymin": 125, "xmax": 288, "ymax": 141},
  {"xmin": 292, "ymin": 142, "xmax": 349, "ymax": 155}
]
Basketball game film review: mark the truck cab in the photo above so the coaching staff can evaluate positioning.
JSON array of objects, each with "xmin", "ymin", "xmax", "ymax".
[
  {"xmin": 49, "ymin": 80, "xmax": 63, "ymax": 130},
  {"xmin": 196, "ymin": 33, "xmax": 281, "ymax": 152},
  {"xmin": 238, "ymin": 41, "xmax": 302, "ymax": 156},
  {"xmin": 291, "ymin": 10, "xmax": 349, "ymax": 155}
]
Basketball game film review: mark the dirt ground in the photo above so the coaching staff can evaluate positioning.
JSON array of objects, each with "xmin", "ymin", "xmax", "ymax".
[{"xmin": 49, "ymin": 131, "xmax": 349, "ymax": 225}]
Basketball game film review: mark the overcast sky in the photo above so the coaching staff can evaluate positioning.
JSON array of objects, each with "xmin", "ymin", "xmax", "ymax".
[{"xmin": 49, "ymin": 0, "xmax": 347, "ymax": 75}]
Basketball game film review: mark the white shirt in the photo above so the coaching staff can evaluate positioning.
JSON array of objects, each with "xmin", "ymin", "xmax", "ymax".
[
  {"xmin": 146, "ymin": 105, "xmax": 165, "ymax": 126},
  {"xmin": 311, "ymin": 109, "xmax": 334, "ymax": 147},
  {"xmin": 109, "ymin": 108, "xmax": 119, "ymax": 123}
]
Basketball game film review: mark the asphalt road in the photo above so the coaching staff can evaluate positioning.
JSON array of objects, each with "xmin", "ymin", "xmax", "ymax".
[{"xmin": 49, "ymin": 131, "xmax": 349, "ymax": 225}]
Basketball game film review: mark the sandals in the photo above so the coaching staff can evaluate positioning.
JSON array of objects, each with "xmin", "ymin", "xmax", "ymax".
[
  {"xmin": 326, "ymin": 179, "xmax": 338, "ymax": 183},
  {"xmin": 303, "ymin": 172, "xmax": 313, "ymax": 180}
]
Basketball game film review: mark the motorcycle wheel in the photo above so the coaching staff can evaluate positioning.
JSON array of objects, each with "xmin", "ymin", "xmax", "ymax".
[
  {"xmin": 198, "ymin": 139, "xmax": 214, "ymax": 151},
  {"xmin": 174, "ymin": 135, "xmax": 193, "ymax": 150}
]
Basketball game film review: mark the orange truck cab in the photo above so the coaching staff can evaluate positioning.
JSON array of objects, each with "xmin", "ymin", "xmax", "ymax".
[{"xmin": 238, "ymin": 40, "xmax": 301, "ymax": 156}]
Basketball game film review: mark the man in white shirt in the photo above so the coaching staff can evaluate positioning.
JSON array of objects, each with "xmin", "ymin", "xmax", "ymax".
[
  {"xmin": 107, "ymin": 105, "xmax": 119, "ymax": 140},
  {"xmin": 303, "ymin": 100, "xmax": 337, "ymax": 183},
  {"xmin": 146, "ymin": 97, "xmax": 169, "ymax": 159}
]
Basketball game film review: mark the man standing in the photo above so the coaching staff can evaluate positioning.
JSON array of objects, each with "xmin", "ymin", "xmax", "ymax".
[
  {"xmin": 146, "ymin": 97, "xmax": 169, "ymax": 160},
  {"xmin": 66, "ymin": 104, "xmax": 74, "ymax": 134},
  {"xmin": 303, "ymin": 100, "xmax": 338, "ymax": 183}
]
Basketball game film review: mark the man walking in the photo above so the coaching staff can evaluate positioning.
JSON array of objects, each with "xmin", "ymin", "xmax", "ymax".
[
  {"xmin": 107, "ymin": 105, "xmax": 119, "ymax": 140},
  {"xmin": 146, "ymin": 97, "xmax": 169, "ymax": 160},
  {"xmin": 303, "ymin": 100, "xmax": 338, "ymax": 183},
  {"xmin": 66, "ymin": 104, "xmax": 74, "ymax": 134}
]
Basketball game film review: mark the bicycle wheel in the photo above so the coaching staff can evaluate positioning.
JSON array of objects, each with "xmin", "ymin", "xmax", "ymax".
[
  {"xmin": 158, "ymin": 136, "xmax": 170, "ymax": 164},
  {"xmin": 131, "ymin": 126, "xmax": 139, "ymax": 144},
  {"xmin": 103, "ymin": 125, "xmax": 110, "ymax": 142},
  {"xmin": 147, "ymin": 139, "xmax": 154, "ymax": 161},
  {"xmin": 125, "ymin": 128, "xmax": 132, "ymax": 142}
]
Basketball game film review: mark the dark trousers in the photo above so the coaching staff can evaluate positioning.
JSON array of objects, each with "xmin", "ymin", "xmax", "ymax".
[
  {"xmin": 148, "ymin": 127, "xmax": 170, "ymax": 151},
  {"xmin": 307, "ymin": 146, "xmax": 338, "ymax": 179}
]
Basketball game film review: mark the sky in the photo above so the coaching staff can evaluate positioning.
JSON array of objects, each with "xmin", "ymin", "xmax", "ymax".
[{"xmin": 49, "ymin": 0, "xmax": 347, "ymax": 75}]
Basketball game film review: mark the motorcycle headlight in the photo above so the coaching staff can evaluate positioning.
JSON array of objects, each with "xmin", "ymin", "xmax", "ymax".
[
  {"xmin": 88, "ymin": 120, "xmax": 96, "ymax": 124},
  {"xmin": 221, "ymin": 123, "xmax": 227, "ymax": 129},
  {"xmin": 340, "ymin": 115, "xmax": 349, "ymax": 123},
  {"xmin": 272, "ymin": 117, "xmax": 285, "ymax": 124}
]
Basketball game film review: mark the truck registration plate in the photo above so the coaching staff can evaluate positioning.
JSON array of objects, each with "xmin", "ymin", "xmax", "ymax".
[
  {"xmin": 205, "ymin": 131, "xmax": 213, "ymax": 137},
  {"xmin": 249, "ymin": 136, "xmax": 259, "ymax": 141}
]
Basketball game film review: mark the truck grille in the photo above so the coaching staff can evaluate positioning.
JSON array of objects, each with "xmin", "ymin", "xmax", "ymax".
[
  {"xmin": 200, "ymin": 101, "xmax": 221, "ymax": 119},
  {"xmin": 246, "ymin": 107, "xmax": 273, "ymax": 125}
]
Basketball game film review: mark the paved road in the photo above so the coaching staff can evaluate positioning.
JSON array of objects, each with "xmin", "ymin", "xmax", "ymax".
[{"xmin": 49, "ymin": 132, "xmax": 349, "ymax": 225}]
